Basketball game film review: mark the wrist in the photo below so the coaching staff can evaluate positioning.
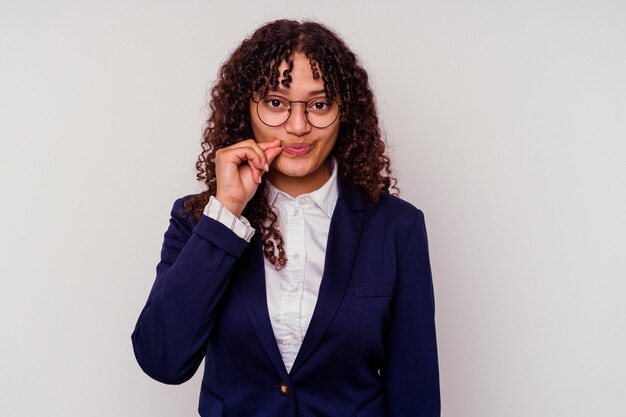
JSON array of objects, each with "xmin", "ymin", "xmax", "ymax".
[
  {"xmin": 203, "ymin": 196, "xmax": 255, "ymax": 242},
  {"xmin": 215, "ymin": 194, "xmax": 245, "ymax": 218}
]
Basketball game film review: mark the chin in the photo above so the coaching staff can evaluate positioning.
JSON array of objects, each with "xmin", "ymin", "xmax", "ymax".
[{"xmin": 273, "ymin": 160, "xmax": 316, "ymax": 178}]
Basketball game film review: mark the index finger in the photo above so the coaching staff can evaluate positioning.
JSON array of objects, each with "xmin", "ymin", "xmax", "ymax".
[{"xmin": 229, "ymin": 139, "xmax": 269, "ymax": 170}]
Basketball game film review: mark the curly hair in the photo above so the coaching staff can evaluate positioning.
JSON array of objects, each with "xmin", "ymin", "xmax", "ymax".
[{"xmin": 183, "ymin": 19, "xmax": 397, "ymax": 269}]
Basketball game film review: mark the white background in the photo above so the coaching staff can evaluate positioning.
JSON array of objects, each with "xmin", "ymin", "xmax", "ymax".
[{"xmin": 1, "ymin": 1, "xmax": 624, "ymax": 416}]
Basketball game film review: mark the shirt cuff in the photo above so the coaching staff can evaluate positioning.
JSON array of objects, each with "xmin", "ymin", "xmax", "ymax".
[{"xmin": 202, "ymin": 196, "xmax": 256, "ymax": 242}]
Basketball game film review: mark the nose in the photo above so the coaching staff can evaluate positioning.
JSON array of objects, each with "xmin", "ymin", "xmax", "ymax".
[{"xmin": 284, "ymin": 103, "xmax": 312, "ymax": 136}]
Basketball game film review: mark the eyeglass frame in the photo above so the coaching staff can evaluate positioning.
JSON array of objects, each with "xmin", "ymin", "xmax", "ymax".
[{"xmin": 251, "ymin": 94, "xmax": 342, "ymax": 129}]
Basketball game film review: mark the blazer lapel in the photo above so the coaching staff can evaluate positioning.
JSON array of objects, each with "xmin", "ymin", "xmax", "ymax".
[
  {"xmin": 289, "ymin": 177, "xmax": 366, "ymax": 376},
  {"xmin": 237, "ymin": 236, "xmax": 289, "ymax": 379}
]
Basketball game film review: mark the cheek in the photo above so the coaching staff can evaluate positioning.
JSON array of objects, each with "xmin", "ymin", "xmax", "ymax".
[
  {"xmin": 249, "ymin": 106, "xmax": 266, "ymax": 142},
  {"xmin": 324, "ymin": 129, "xmax": 340, "ymax": 151},
  {"xmin": 250, "ymin": 120, "xmax": 271, "ymax": 142},
  {"xmin": 326, "ymin": 137, "xmax": 338, "ymax": 152}
]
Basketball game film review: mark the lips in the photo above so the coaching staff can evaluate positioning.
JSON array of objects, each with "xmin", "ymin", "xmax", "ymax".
[{"xmin": 282, "ymin": 143, "xmax": 313, "ymax": 156}]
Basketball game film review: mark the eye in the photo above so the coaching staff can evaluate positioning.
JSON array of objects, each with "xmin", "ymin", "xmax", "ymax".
[
  {"xmin": 308, "ymin": 98, "xmax": 333, "ymax": 112},
  {"xmin": 262, "ymin": 96, "xmax": 288, "ymax": 111}
]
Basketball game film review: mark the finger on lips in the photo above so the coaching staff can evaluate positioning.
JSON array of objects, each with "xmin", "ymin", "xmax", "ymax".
[
  {"xmin": 218, "ymin": 139, "xmax": 283, "ymax": 186},
  {"xmin": 264, "ymin": 145, "xmax": 284, "ymax": 165},
  {"xmin": 232, "ymin": 147, "xmax": 263, "ymax": 171},
  {"xmin": 228, "ymin": 141, "xmax": 265, "ymax": 166},
  {"xmin": 258, "ymin": 139, "xmax": 282, "ymax": 150}
]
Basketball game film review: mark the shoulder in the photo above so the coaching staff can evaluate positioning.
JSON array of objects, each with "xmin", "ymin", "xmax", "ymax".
[
  {"xmin": 339, "ymin": 177, "xmax": 424, "ymax": 227},
  {"xmin": 172, "ymin": 193, "xmax": 198, "ymax": 211},
  {"xmin": 377, "ymin": 192, "xmax": 425, "ymax": 230},
  {"xmin": 340, "ymin": 177, "xmax": 425, "ymax": 235},
  {"xmin": 373, "ymin": 193, "xmax": 428, "ymax": 252},
  {"xmin": 168, "ymin": 193, "xmax": 204, "ymax": 231}
]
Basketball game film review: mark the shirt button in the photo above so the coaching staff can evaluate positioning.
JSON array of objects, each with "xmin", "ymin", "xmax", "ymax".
[
  {"xmin": 279, "ymin": 381, "xmax": 290, "ymax": 396},
  {"xmin": 293, "ymin": 209, "xmax": 299, "ymax": 216},
  {"xmin": 289, "ymin": 286, "xmax": 299, "ymax": 293},
  {"xmin": 293, "ymin": 253, "xmax": 300, "ymax": 260}
]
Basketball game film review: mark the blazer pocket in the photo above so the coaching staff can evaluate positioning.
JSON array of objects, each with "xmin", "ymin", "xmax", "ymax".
[
  {"xmin": 199, "ymin": 382, "xmax": 224, "ymax": 417},
  {"xmin": 355, "ymin": 392, "xmax": 388, "ymax": 417},
  {"xmin": 353, "ymin": 285, "xmax": 394, "ymax": 298}
]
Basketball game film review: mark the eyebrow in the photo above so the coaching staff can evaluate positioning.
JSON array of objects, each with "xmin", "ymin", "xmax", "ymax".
[{"xmin": 271, "ymin": 87, "xmax": 327, "ymax": 96}]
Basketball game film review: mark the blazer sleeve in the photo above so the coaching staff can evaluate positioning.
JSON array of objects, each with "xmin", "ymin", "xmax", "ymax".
[
  {"xmin": 383, "ymin": 209, "xmax": 441, "ymax": 416},
  {"xmin": 131, "ymin": 197, "xmax": 249, "ymax": 385}
]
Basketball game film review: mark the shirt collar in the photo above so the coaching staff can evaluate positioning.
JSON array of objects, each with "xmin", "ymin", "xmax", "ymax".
[{"xmin": 266, "ymin": 156, "xmax": 339, "ymax": 218}]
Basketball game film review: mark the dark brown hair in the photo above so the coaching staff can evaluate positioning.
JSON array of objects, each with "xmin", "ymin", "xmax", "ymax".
[{"xmin": 183, "ymin": 19, "xmax": 397, "ymax": 268}]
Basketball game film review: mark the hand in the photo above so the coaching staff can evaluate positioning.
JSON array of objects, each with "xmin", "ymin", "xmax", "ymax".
[{"xmin": 215, "ymin": 139, "xmax": 282, "ymax": 217}]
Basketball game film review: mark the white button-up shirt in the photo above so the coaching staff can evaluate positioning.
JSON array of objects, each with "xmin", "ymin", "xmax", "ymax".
[
  {"xmin": 203, "ymin": 157, "xmax": 339, "ymax": 372},
  {"xmin": 264, "ymin": 158, "xmax": 338, "ymax": 372}
]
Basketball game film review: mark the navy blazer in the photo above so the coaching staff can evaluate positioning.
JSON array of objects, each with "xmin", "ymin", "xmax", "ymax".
[{"xmin": 132, "ymin": 177, "xmax": 440, "ymax": 417}]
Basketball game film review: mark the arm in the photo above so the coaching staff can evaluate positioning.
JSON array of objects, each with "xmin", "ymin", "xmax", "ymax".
[
  {"xmin": 383, "ymin": 209, "xmax": 441, "ymax": 416},
  {"xmin": 131, "ymin": 197, "xmax": 248, "ymax": 384},
  {"xmin": 132, "ymin": 140, "xmax": 282, "ymax": 384}
]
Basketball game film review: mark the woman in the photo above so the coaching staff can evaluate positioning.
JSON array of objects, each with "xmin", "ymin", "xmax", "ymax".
[{"xmin": 132, "ymin": 19, "xmax": 440, "ymax": 417}]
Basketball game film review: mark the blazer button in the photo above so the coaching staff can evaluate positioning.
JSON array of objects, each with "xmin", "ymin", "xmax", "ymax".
[{"xmin": 279, "ymin": 381, "xmax": 290, "ymax": 396}]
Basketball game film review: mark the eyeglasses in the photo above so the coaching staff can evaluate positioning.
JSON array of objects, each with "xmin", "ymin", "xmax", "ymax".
[{"xmin": 251, "ymin": 95, "xmax": 341, "ymax": 129}]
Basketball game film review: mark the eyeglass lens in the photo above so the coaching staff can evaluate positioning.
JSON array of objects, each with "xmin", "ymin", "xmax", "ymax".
[{"xmin": 256, "ymin": 95, "xmax": 339, "ymax": 128}]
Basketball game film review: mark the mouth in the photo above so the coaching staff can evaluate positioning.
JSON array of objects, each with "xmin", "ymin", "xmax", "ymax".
[{"xmin": 282, "ymin": 143, "xmax": 313, "ymax": 156}]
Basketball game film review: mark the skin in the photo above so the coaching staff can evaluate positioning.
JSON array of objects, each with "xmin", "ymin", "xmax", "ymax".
[{"xmin": 215, "ymin": 53, "xmax": 341, "ymax": 217}]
